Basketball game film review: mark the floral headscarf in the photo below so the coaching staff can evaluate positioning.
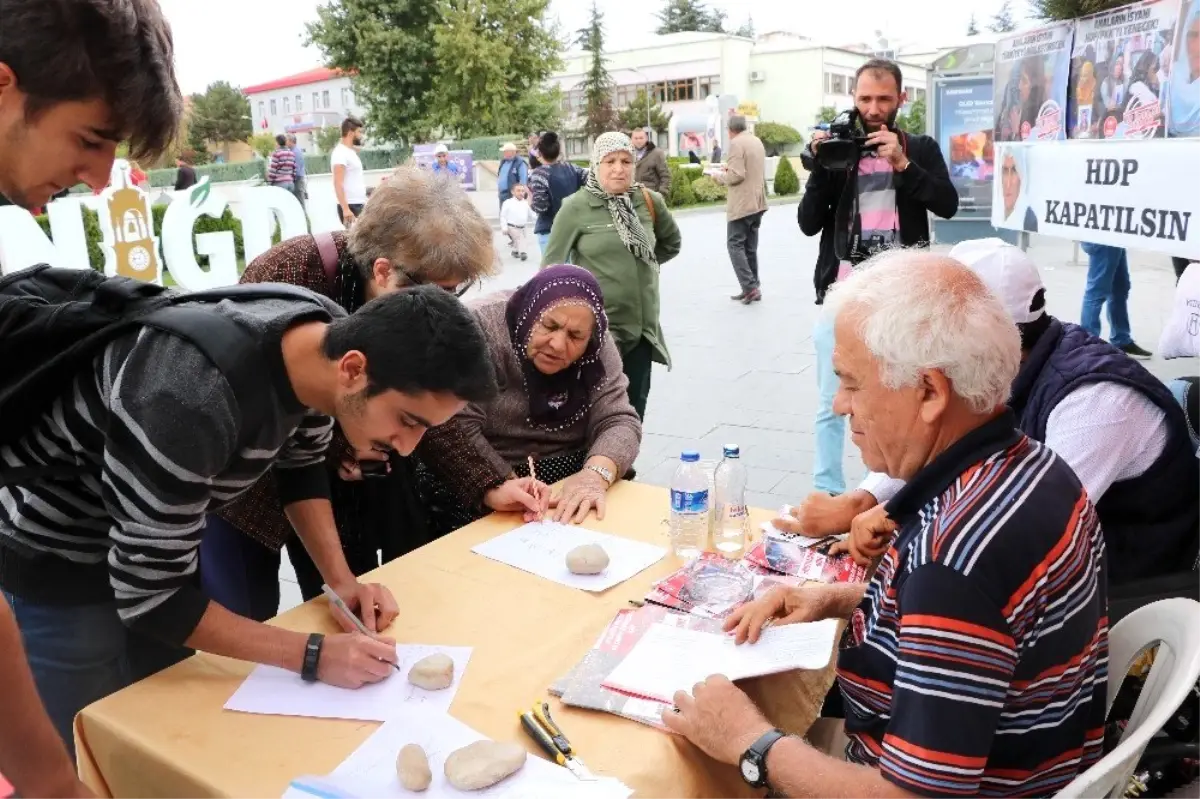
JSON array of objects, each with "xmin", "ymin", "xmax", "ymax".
[
  {"xmin": 505, "ymin": 265, "xmax": 609, "ymax": 429},
  {"xmin": 584, "ymin": 131, "xmax": 658, "ymax": 269}
]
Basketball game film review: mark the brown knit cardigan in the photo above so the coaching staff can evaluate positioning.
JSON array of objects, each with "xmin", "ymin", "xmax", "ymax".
[{"xmin": 416, "ymin": 292, "xmax": 642, "ymax": 506}]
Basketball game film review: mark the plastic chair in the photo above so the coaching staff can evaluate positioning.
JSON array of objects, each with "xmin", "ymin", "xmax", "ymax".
[{"xmin": 1057, "ymin": 598, "xmax": 1200, "ymax": 798}]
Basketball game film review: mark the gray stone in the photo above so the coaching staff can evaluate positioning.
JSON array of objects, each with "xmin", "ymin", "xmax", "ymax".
[
  {"xmin": 407, "ymin": 653, "xmax": 454, "ymax": 691},
  {"xmin": 566, "ymin": 543, "xmax": 609, "ymax": 575},
  {"xmin": 443, "ymin": 740, "xmax": 526, "ymax": 790},
  {"xmin": 396, "ymin": 744, "xmax": 432, "ymax": 792}
]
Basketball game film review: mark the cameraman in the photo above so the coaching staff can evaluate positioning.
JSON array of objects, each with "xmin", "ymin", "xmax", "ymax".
[{"xmin": 798, "ymin": 58, "xmax": 958, "ymax": 496}]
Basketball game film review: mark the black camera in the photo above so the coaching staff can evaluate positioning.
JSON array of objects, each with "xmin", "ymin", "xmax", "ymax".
[{"xmin": 801, "ymin": 109, "xmax": 881, "ymax": 172}]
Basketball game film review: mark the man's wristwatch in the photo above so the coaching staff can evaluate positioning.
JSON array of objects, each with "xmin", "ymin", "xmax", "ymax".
[
  {"xmin": 586, "ymin": 464, "xmax": 615, "ymax": 485},
  {"xmin": 740, "ymin": 729, "xmax": 786, "ymax": 789},
  {"xmin": 301, "ymin": 633, "xmax": 325, "ymax": 682}
]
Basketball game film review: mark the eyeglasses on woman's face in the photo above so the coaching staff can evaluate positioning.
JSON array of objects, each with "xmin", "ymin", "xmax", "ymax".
[{"xmin": 393, "ymin": 264, "xmax": 476, "ymax": 297}]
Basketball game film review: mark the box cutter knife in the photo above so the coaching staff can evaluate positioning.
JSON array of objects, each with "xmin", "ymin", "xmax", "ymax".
[{"xmin": 518, "ymin": 701, "xmax": 598, "ymax": 781}]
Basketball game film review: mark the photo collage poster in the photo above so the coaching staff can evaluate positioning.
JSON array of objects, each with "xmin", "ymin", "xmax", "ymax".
[{"xmin": 994, "ymin": 22, "xmax": 1074, "ymax": 141}]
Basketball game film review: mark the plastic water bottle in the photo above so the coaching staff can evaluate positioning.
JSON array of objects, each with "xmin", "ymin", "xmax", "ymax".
[
  {"xmin": 712, "ymin": 446, "xmax": 749, "ymax": 559},
  {"xmin": 669, "ymin": 450, "xmax": 710, "ymax": 559}
]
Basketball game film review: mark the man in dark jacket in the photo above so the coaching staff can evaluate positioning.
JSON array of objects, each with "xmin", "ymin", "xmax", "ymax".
[
  {"xmin": 632, "ymin": 127, "xmax": 671, "ymax": 196},
  {"xmin": 798, "ymin": 58, "xmax": 958, "ymax": 496}
]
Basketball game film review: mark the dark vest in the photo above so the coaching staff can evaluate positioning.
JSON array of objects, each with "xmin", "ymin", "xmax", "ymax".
[
  {"xmin": 1009, "ymin": 318, "xmax": 1199, "ymax": 585},
  {"xmin": 535, "ymin": 163, "xmax": 582, "ymax": 235}
]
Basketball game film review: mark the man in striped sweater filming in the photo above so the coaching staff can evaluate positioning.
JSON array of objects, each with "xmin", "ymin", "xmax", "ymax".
[
  {"xmin": 0, "ymin": 0, "xmax": 499, "ymax": 781},
  {"xmin": 663, "ymin": 252, "xmax": 1109, "ymax": 798}
]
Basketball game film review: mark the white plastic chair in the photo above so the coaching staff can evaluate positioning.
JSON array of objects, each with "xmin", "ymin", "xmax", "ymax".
[{"xmin": 1057, "ymin": 597, "xmax": 1200, "ymax": 798}]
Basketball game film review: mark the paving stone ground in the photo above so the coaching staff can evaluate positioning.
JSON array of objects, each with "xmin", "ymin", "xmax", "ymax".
[{"xmin": 278, "ymin": 203, "xmax": 1195, "ymax": 610}]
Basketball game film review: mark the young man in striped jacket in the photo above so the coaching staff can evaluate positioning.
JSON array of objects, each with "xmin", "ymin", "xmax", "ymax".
[{"xmin": 663, "ymin": 253, "xmax": 1108, "ymax": 798}]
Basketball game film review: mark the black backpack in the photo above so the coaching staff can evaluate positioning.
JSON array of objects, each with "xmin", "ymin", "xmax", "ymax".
[{"xmin": 0, "ymin": 264, "xmax": 335, "ymax": 483}]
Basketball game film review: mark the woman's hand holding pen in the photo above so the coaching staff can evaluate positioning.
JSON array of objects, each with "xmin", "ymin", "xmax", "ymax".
[{"xmin": 484, "ymin": 477, "xmax": 550, "ymax": 521}]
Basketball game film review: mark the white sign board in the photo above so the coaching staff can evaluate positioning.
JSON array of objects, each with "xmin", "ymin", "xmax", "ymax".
[{"xmin": 992, "ymin": 139, "xmax": 1200, "ymax": 258}]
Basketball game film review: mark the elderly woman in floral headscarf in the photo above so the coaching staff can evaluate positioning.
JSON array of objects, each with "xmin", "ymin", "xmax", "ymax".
[
  {"xmin": 417, "ymin": 265, "xmax": 643, "ymax": 535},
  {"xmin": 542, "ymin": 131, "xmax": 682, "ymax": 419}
]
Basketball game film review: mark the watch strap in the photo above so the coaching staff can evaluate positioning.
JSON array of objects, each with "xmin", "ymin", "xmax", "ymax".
[
  {"xmin": 586, "ymin": 464, "xmax": 614, "ymax": 485},
  {"xmin": 301, "ymin": 632, "xmax": 325, "ymax": 682},
  {"xmin": 743, "ymin": 728, "xmax": 786, "ymax": 788}
]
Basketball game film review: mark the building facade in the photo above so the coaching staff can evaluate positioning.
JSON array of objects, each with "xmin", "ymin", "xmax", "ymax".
[
  {"xmin": 244, "ymin": 68, "xmax": 368, "ymax": 152},
  {"xmin": 548, "ymin": 31, "xmax": 930, "ymax": 158}
]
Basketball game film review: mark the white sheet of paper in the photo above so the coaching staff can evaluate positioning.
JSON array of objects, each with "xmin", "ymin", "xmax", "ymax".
[
  {"xmin": 225, "ymin": 645, "xmax": 472, "ymax": 722},
  {"xmin": 602, "ymin": 619, "xmax": 839, "ymax": 703},
  {"xmin": 471, "ymin": 522, "xmax": 666, "ymax": 592},
  {"xmin": 325, "ymin": 710, "xmax": 633, "ymax": 799}
]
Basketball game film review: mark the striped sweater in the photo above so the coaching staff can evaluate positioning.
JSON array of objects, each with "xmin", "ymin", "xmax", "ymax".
[
  {"xmin": 0, "ymin": 296, "xmax": 341, "ymax": 643},
  {"xmin": 836, "ymin": 411, "xmax": 1109, "ymax": 797}
]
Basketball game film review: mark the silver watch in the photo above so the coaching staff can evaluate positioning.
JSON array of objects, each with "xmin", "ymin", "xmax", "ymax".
[{"xmin": 586, "ymin": 464, "xmax": 614, "ymax": 485}]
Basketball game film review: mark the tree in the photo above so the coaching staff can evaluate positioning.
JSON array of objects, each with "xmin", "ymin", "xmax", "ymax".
[
  {"xmin": 735, "ymin": 15, "xmax": 755, "ymax": 38},
  {"xmin": 250, "ymin": 132, "xmax": 276, "ymax": 159},
  {"xmin": 315, "ymin": 126, "xmax": 343, "ymax": 154},
  {"xmin": 896, "ymin": 97, "xmax": 927, "ymax": 135},
  {"xmin": 772, "ymin": 156, "xmax": 800, "ymax": 195},
  {"xmin": 427, "ymin": 0, "xmax": 562, "ymax": 138},
  {"xmin": 988, "ymin": 0, "xmax": 1017, "ymax": 32},
  {"xmin": 188, "ymin": 81, "xmax": 252, "ymax": 158},
  {"xmin": 654, "ymin": 0, "xmax": 725, "ymax": 34},
  {"xmin": 617, "ymin": 89, "xmax": 672, "ymax": 133},
  {"xmin": 967, "ymin": 13, "xmax": 980, "ymax": 35},
  {"xmin": 307, "ymin": 0, "xmax": 441, "ymax": 145},
  {"xmin": 576, "ymin": 2, "xmax": 617, "ymax": 140},
  {"xmin": 754, "ymin": 121, "xmax": 803, "ymax": 156},
  {"xmin": 816, "ymin": 106, "xmax": 840, "ymax": 124},
  {"xmin": 1030, "ymin": 0, "xmax": 1130, "ymax": 20}
]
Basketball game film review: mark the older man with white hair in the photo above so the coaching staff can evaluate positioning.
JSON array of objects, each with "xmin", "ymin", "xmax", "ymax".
[
  {"xmin": 496, "ymin": 141, "xmax": 528, "ymax": 208},
  {"xmin": 784, "ymin": 239, "xmax": 1199, "ymax": 590},
  {"xmin": 662, "ymin": 252, "xmax": 1108, "ymax": 798}
]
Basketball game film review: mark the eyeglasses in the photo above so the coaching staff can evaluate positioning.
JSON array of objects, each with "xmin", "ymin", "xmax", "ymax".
[{"xmin": 394, "ymin": 264, "xmax": 475, "ymax": 298}]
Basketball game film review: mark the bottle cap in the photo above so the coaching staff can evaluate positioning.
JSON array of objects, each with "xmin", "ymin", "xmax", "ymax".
[
  {"xmin": 723, "ymin": 445, "xmax": 740, "ymax": 457},
  {"xmin": 680, "ymin": 450, "xmax": 700, "ymax": 463}
]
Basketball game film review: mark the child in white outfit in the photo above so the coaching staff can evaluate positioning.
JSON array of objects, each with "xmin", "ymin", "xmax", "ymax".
[{"xmin": 500, "ymin": 183, "xmax": 535, "ymax": 261}]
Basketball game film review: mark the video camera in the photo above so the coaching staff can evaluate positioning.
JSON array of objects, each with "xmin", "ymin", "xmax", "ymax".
[{"xmin": 800, "ymin": 109, "xmax": 881, "ymax": 172}]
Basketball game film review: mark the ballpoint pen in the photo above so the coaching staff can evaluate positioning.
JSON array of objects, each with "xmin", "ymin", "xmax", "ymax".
[
  {"xmin": 528, "ymin": 454, "xmax": 544, "ymax": 522},
  {"xmin": 320, "ymin": 583, "xmax": 401, "ymax": 672}
]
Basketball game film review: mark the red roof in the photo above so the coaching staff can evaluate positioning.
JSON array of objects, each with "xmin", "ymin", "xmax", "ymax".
[{"xmin": 243, "ymin": 67, "xmax": 348, "ymax": 95}]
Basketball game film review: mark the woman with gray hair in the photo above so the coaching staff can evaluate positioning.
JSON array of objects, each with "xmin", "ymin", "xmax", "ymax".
[
  {"xmin": 542, "ymin": 132, "xmax": 682, "ymax": 418},
  {"xmin": 199, "ymin": 165, "xmax": 497, "ymax": 621}
]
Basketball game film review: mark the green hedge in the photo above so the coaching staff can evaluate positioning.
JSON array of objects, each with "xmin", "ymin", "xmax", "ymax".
[
  {"xmin": 32, "ymin": 203, "xmax": 270, "ymax": 272},
  {"xmin": 450, "ymin": 135, "xmax": 522, "ymax": 161},
  {"xmin": 773, "ymin": 156, "xmax": 800, "ymax": 196},
  {"xmin": 691, "ymin": 176, "xmax": 727, "ymax": 203},
  {"xmin": 665, "ymin": 165, "xmax": 697, "ymax": 208}
]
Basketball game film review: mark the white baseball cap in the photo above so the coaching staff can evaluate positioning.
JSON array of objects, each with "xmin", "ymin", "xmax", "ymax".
[
  {"xmin": 433, "ymin": 143, "xmax": 449, "ymax": 155},
  {"xmin": 949, "ymin": 238, "xmax": 1046, "ymax": 324}
]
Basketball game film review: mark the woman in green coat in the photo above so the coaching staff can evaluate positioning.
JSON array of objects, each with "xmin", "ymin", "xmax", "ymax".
[{"xmin": 541, "ymin": 131, "xmax": 682, "ymax": 419}]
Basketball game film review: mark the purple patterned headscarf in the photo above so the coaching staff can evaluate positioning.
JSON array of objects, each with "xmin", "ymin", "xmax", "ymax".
[{"xmin": 506, "ymin": 265, "xmax": 609, "ymax": 430}]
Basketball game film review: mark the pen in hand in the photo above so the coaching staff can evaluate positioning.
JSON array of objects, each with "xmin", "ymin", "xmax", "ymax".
[
  {"xmin": 321, "ymin": 583, "xmax": 401, "ymax": 672},
  {"xmin": 528, "ymin": 455, "xmax": 545, "ymax": 522}
]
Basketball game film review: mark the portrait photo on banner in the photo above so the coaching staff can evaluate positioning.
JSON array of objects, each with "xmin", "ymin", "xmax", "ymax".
[
  {"xmin": 1068, "ymin": 0, "xmax": 1182, "ymax": 139},
  {"xmin": 994, "ymin": 22, "xmax": 1073, "ymax": 141}
]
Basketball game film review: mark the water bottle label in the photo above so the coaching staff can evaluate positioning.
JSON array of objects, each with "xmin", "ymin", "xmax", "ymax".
[
  {"xmin": 725, "ymin": 504, "xmax": 748, "ymax": 519},
  {"xmin": 671, "ymin": 489, "xmax": 709, "ymax": 514}
]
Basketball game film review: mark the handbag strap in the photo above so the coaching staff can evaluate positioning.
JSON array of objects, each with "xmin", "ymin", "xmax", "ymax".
[
  {"xmin": 313, "ymin": 232, "xmax": 340, "ymax": 291},
  {"xmin": 640, "ymin": 187, "xmax": 657, "ymax": 227}
]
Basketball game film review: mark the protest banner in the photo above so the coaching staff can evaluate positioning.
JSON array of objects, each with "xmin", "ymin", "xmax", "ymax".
[
  {"xmin": 994, "ymin": 22, "xmax": 1074, "ymax": 141},
  {"xmin": 1167, "ymin": 0, "xmax": 1200, "ymax": 136},
  {"xmin": 412, "ymin": 144, "xmax": 476, "ymax": 190},
  {"xmin": 1069, "ymin": 0, "xmax": 1182, "ymax": 139},
  {"xmin": 992, "ymin": 140, "xmax": 1200, "ymax": 258}
]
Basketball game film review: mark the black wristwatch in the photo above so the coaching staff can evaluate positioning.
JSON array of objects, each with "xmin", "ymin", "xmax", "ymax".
[
  {"xmin": 301, "ymin": 633, "xmax": 325, "ymax": 682},
  {"xmin": 740, "ymin": 729, "xmax": 786, "ymax": 789}
]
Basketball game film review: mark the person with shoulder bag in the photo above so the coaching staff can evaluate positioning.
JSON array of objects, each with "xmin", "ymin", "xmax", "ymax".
[{"xmin": 797, "ymin": 58, "xmax": 958, "ymax": 497}]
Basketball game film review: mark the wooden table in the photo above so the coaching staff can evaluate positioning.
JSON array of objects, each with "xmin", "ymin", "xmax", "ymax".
[{"xmin": 75, "ymin": 482, "xmax": 836, "ymax": 798}]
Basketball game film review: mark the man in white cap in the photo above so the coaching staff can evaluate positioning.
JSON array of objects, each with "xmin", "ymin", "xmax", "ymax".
[
  {"xmin": 496, "ymin": 141, "xmax": 528, "ymax": 208},
  {"xmin": 781, "ymin": 238, "xmax": 1199, "ymax": 589},
  {"xmin": 431, "ymin": 143, "xmax": 461, "ymax": 178}
]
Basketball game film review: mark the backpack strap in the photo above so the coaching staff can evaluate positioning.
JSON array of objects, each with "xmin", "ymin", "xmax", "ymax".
[
  {"xmin": 641, "ymin": 187, "xmax": 657, "ymax": 228},
  {"xmin": 313, "ymin": 232, "xmax": 340, "ymax": 291}
]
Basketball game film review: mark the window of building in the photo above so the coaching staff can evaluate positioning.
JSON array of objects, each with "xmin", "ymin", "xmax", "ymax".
[
  {"xmin": 668, "ymin": 79, "xmax": 696, "ymax": 101},
  {"xmin": 283, "ymin": 97, "xmax": 290, "ymax": 113},
  {"xmin": 269, "ymin": 99, "xmax": 277, "ymax": 116},
  {"xmin": 913, "ymin": 87, "xmax": 927, "ymax": 102},
  {"xmin": 825, "ymin": 73, "xmax": 848, "ymax": 95},
  {"xmin": 296, "ymin": 94, "xmax": 303, "ymax": 112},
  {"xmin": 341, "ymin": 87, "xmax": 351, "ymax": 109},
  {"xmin": 322, "ymin": 90, "xmax": 330, "ymax": 108},
  {"xmin": 258, "ymin": 101, "xmax": 265, "ymax": 120},
  {"xmin": 313, "ymin": 92, "xmax": 320, "ymax": 111}
]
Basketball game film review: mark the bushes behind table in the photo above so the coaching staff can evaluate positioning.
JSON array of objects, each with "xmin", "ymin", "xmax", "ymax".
[
  {"xmin": 665, "ymin": 165, "xmax": 697, "ymax": 208},
  {"xmin": 691, "ymin": 176, "xmax": 727, "ymax": 203},
  {"xmin": 773, "ymin": 157, "xmax": 800, "ymax": 196},
  {"xmin": 34, "ymin": 204, "xmax": 256, "ymax": 272}
]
